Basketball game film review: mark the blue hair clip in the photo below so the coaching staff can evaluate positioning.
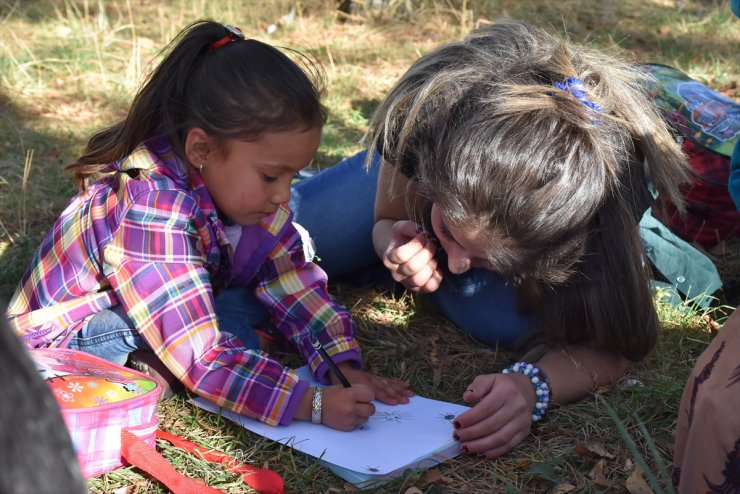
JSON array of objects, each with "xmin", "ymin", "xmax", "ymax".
[{"xmin": 553, "ymin": 77, "xmax": 602, "ymax": 113}]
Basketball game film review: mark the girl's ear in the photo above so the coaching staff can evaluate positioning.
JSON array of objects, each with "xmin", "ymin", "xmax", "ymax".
[{"xmin": 184, "ymin": 127, "xmax": 212, "ymax": 170}]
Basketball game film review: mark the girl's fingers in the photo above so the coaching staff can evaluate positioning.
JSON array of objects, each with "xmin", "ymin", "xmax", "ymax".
[
  {"xmin": 355, "ymin": 402, "xmax": 376, "ymax": 420},
  {"xmin": 375, "ymin": 379, "xmax": 413, "ymax": 405}
]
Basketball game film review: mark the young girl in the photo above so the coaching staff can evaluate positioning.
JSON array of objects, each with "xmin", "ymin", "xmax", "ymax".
[
  {"xmin": 290, "ymin": 20, "xmax": 689, "ymax": 457},
  {"xmin": 7, "ymin": 20, "xmax": 411, "ymax": 432}
]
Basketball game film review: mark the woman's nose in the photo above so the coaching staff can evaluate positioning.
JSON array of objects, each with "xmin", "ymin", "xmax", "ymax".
[{"xmin": 447, "ymin": 254, "xmax": 472, "ymax": 275}]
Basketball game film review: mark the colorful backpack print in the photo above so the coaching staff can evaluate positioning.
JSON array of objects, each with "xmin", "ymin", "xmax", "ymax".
[
  {"xmin": 641, "ymin": 63, "xmax": 740, "ymax": 246},
  {"xmin": 32, "ymin": 348, "xmax": 160, "ymax": 478}
]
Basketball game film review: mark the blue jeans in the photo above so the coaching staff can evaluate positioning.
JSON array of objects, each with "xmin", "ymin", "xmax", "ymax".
[
  {"xmin": 68, "ymin": 286, "xmax": 266, "ymax": 365},
  {"xmin": 290, "ymin": 150, "xmax": 536, "ymax": 347}
]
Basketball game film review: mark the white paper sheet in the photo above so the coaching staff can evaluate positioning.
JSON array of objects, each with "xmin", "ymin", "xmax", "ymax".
[{"xmin": 190, "ymin": 366, "xmax": 469, "ymax": 477}]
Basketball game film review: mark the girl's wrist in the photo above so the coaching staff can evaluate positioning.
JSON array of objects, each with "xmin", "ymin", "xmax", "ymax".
[{"xmin": 294, "ymin": 386, "xmax": 315, "ymax": 422}]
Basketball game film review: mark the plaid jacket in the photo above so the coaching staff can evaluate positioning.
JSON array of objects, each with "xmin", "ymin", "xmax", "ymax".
[{"xmin": 7, "ymin": 136, "xmax": 361, "ymax": 426}]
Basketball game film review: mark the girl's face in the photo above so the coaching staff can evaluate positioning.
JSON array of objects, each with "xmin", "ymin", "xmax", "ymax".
[
  {"xmin": 430, "ymin": 203, "xmax": 492, "ymax": 274},
  {"xmin": 198, "ymin": 127, "xmax": 321, "ymax": 225}
]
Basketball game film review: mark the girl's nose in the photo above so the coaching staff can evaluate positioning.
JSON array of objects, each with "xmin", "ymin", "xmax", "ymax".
[{"xmin": 271, "ymin": 184, "xmax": 291, "ymax": 205}]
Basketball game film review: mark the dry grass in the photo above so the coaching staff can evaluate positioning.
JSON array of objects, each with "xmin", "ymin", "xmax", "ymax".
[{"xmin": 1, "ymin": 1, "xmax": 738, "ymax": 493}]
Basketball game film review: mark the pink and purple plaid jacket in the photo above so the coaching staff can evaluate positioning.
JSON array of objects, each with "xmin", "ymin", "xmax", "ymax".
[{"xmin": 7, "ymin": 136, "xmax": 361, "ymax": 426}]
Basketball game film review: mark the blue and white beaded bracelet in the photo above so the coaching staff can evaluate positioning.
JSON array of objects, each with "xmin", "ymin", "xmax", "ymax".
[{"xmin": 502, "ymin": 362, "xmax": 551, "ymax": 422}]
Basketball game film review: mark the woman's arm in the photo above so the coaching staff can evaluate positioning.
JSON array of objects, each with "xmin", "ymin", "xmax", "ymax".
[
  {"xmin": 537, "ymin": 346, "xmax": 629, "ymax": 404},
  {"xmin": 372, "ymin": 161, "xmax": 415, "ymax": 257},
  {"xmin": 455, "ymin": 346, "xmax": 629, "ymax": 458},
  {"xmin": 372, "ymin": 162, "xmax": 443, "ymax": 292}
]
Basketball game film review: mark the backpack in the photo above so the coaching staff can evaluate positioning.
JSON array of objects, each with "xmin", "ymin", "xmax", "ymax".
[
  {"xmin": 31, "ymin": 348, "xmax": 160, "ymax": 478},
  {"xmin": 31, "ymin": 348, "xmax": 285, "ymax": 493},
  {"xmin": 641, "ymin": 63, "xmax": 740, "ymax": 247}
]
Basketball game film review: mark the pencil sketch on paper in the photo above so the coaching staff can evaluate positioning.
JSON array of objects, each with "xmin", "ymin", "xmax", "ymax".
[{"xmin": 370, "ymin": 410, "xmax": 412, "ymax": 423}]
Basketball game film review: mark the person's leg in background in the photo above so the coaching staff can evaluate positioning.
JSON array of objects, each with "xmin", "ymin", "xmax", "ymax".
[
  {"xmin": 68, "ymin": 304, "xmax": 148, "ymax": 365},
  {"xmin": 68, "ymin": 287, "xmax": 268, "ymax": 398},
  {"xmin": 291, "ymin": 149, "xmax": 387, "ymax": 282},
  {"xmin": 292, "ymin": 149, "xmax": 536, "ymax": 347}
]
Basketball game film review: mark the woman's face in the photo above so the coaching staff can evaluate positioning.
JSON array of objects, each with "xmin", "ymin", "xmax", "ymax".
[{"xmin": 430, "ymin": 203, "xmax": 492, "ymax": 274}]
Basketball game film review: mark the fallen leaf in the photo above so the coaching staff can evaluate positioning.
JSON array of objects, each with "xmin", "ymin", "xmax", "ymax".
[
  {"xmin": 590, "ymin": 459, "xmax": 611, "ymax": 488},
  {"xmin": 425, "ymin": 469, "xmax": 453, "ymax": 484},
  {"xmin": 551, "ymin": 483, "xmax": 576, "ymax": 493},
  {"xmin": 625, "ymin": 465, "xmax": 654, "ymax": 494},
  {"xmin": 659, "ymin": 25, "xmax": 671, "ymax": 35},
  {"xmin": 576, "ymin": 440, "xmax": 616, "ymax": 459}
]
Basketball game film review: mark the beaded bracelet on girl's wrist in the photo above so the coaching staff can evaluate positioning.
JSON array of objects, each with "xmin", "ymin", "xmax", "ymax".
[{"xmin": 502, "ymin": 362, "xmax": 551, "ymax": 422}]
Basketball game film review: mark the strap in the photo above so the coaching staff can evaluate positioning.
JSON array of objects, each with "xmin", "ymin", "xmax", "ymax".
[
  {"xmin": 120, "ymin": 430, "xmax": 285, "ymax": 494},
  {"xmin": 121, "ymin": 430, "xmax": 221, "ymax": 494},
  {"xmin": 156, "ymin": 430, "xmax": 285, "ymax": 494}
]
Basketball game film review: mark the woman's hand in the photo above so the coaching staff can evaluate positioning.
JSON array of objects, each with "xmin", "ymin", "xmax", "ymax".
[
  {"xmin": 382, "ymin": 220, "xmax": 443, "ymax": 293},
  {"xmin": 334, "ymin": 363, "xmax": 414, "ymax": 405},
  {"xmin": 454, "ymin": 373, "xmax": 536, "ymax": 458},
  {"xmin": 320, "ymin": 384, "xmax": 377, "ymax": 431}
]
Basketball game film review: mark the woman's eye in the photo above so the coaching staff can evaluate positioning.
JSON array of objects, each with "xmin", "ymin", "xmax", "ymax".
[
  {"xmin": 439, "ymin": 223, "xmax": 454, "ymax": 241},
  {"xmin": 261, "ymin": 174, "xmax": 278, "ymax": 183}
]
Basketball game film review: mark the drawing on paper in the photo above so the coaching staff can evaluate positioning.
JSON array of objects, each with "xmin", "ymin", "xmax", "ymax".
[
  {"xmin": 438, "ymin": 412, "xmax": 457, "ymax": 422},
  {"xmin": 370, "ymin": 410, "xmax": 412, "ymax": 423}
]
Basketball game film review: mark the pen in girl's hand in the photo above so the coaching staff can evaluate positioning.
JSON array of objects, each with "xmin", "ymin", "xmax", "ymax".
[{"xmin": 310, "ymin": 334, "xmax": 351, "ymax": 388}]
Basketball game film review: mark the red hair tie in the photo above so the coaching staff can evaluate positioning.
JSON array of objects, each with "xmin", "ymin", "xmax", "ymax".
[{"xmin": 209, "ymin": 24, "xmax": 245, "ymax": 52}]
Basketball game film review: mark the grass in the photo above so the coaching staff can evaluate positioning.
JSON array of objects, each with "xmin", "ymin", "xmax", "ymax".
[{"xmin": 0, "ymin": 1, "xmax": 738, "ymax": 493}]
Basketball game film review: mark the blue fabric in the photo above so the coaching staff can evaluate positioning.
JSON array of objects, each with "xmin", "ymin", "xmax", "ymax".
[
  {"xmin": 68, "ymin": 287, "xmax": 264, "ymax": 364},
  {"xmin": 730, "ymin": 140, "xmax": 740, "ymax": 210},
  {"xmin": 290, "ymin": 150, "xmax": 536, "ymax": 347}
]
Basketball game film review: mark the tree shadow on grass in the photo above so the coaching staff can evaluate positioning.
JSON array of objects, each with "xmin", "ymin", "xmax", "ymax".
[{"xmin": 0, "ymin": 92, "xmax": 79, "ymax": 301}]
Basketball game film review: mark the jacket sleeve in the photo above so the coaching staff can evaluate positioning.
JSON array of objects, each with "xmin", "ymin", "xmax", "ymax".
[
  {"xmin": 103, "ymin": 189, "xmax": 305, "ymax": 426},
  {"xmin": 253, "ymin": 222, "xmax": 362, "ymax": 384}
]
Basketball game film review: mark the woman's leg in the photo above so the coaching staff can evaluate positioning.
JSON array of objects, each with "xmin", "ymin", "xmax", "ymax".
[
  {"xmin": 291, "ymin": 149, "xmax": 384, "ymax": 279},
  {"xmin": 291, "ymin": 149, "xmax": 536, "ymax": 347},
  {"xmin": 425, "ymin": 264, "xmax": 537, "ymax": 347}
]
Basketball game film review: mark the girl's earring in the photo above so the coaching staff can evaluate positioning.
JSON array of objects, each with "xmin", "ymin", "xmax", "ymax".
[{"xmin": 199, "ymin": 163, "xmax": 204, "ymax": 174}]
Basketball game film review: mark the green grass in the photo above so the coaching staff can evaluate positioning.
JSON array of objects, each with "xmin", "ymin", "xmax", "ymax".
[{"xmin": 1, "ymin": 1, "xmax": 738, "ymax": 492}]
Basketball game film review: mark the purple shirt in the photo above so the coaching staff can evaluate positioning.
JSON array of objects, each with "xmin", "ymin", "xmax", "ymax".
[{"xmin": 7, "ymin": 137, "xmax": 361, "ymax": 425}]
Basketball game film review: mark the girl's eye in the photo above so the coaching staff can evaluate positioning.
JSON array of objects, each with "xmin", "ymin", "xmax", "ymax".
[{"xmin": 261, "ymin": 173, "xmax": 278, "ymax": 183}]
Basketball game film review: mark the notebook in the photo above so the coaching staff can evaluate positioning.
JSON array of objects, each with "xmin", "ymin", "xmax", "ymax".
[{"xmin": 190, "ymin": 366, "xmax": 469, "ymax": 488}]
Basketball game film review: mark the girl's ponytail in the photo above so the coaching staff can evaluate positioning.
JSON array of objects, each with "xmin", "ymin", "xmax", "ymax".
[
  {"xmin": 68, "ymin": 22, "xmax": 226, "ymax": 187},
  {"xmin": 68, "ymin": 21, "xmax": 325, "ymax": 189}
]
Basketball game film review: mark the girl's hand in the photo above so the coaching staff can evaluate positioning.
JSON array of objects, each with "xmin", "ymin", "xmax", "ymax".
[
  {"xmin": 383, "ymin": 220, "xmax": 443, "ymax": 293},
  {"xmin": 454, "ymin": 373, "xmax": 535, "ymax": 458},
  {"xmin": 320, "ymin": 384, "xmax": 376, "ymax": 431},
  {"xmin": 335, "ymin": 363, "xmax": 414, "ymax": 405}
]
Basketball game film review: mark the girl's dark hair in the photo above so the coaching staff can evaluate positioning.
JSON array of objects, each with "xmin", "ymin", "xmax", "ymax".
[
  {"xmin": 369, "ymin": 21, "xmax": 690, "ymax": 361},
  {"xmin": 68, "ymin": 20, "xmax": 326, "ymax": 187}
]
